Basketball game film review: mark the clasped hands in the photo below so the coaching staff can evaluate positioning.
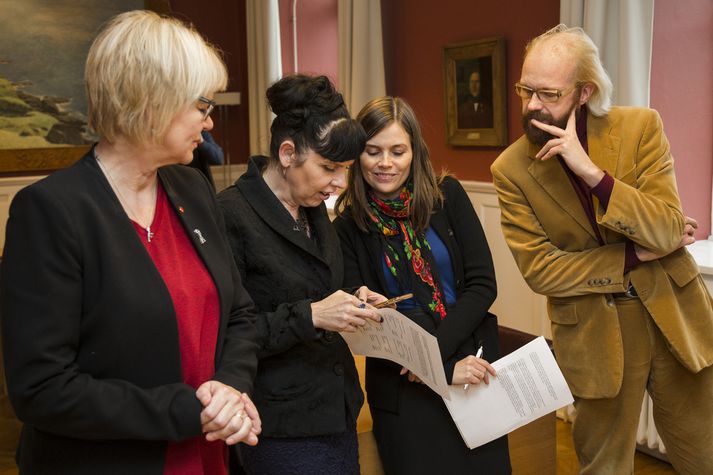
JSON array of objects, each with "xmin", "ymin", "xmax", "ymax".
[{"xmin": 196, "ymin": 380, "xmax": 261, "ymax": 446}]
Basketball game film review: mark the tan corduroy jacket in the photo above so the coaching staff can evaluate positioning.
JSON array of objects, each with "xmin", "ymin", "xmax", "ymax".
[{"xmin": 491, "ymin": 106, "xmax": 713, "ymax": 399}]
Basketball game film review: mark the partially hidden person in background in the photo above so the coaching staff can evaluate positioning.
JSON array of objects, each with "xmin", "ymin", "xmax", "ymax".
[
  {"xmin": 491, "ymin": 24, "xmax": 713, "ymax": 474},
  {"xmin": 1, "ymin": 10, "xmax": 261, "ymax": 475},
  {"xmin": 189, "ymin": 130, "xmax": 225, "ymax": 190},
  {"xmin": 217, "ymin": 74, "xmax": 386, "ymax": 475},
  {"xmin": 334, "ymin": 96, "xmax": 511, "ymax": 475}
]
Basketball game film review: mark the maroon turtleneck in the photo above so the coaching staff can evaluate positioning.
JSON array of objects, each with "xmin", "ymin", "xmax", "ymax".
[{"xmin": 555, "ymin": 105, "xmax": 641, "ymax": 273}]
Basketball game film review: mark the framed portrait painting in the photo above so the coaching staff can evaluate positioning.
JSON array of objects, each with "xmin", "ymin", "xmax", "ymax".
[
  {"xmin": 0, "ymin": 0, "xmax": 170, "ymax": 175},
  {"xmin": 443, "ymin": 37, "xmax": 507, "ymax": 147}
]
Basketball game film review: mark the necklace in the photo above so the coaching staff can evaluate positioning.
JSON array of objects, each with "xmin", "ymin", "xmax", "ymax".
[
  {"xmin": 95, "ymin": 155, "xmax": 157, "ymax": 243},
  {"xmin": 292, "ymin": 207, "xmax": 311, "ymax": 237}
]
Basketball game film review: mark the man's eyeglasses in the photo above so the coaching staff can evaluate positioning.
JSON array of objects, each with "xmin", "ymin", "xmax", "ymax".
[
  {"xmin": 514, "ymin": 83, "xmax": 578, "ymax": 103},
  {"xmin": 197, "ymin": 96, "xmax": 217, "ymax": 120}
]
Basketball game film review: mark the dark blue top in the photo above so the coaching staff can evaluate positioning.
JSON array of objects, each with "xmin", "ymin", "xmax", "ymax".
[{"xmin": 381, "ymin": 226, "xmax": 457, "ymax": 310}]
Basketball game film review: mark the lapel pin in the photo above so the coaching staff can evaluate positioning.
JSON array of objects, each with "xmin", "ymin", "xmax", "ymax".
[
  {"xmin": 178, "ymin": 206, "xmax": 185, "ymax": 214},
  {"xmin": 193, "ymin": 228, "xmax": 206, "ymax": 244}
]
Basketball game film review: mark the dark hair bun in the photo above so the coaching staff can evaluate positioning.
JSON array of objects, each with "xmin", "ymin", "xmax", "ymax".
[
  {"xmin": 266, "ymin": 74, "xmax": 362, "ymax": 162},
  {"xmin": 266, "ymin": 75, "xmax": 343, "ymax": 118}
]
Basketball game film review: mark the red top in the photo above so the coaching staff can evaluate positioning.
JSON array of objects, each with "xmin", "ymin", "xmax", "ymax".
[{"xmin": 132, "ymin": 183, "xmax": 225, "ymax": 475}]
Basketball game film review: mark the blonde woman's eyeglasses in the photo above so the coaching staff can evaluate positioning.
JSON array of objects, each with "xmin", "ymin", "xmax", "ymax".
[{"xmin": 197, "ymin": 96, "xmax": 217, "ymax": 120}]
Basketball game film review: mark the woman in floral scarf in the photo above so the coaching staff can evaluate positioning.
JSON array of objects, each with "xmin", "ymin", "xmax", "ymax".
[{"xmin": 334, "ymin": 97, "xmax": 511, "ymax": 474}]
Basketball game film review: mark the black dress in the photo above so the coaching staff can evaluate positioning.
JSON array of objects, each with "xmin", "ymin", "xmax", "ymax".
[
  {"xmin": 334, "ymin": 177, "xmax": 511, "ymax": 475},
  {"xmin": 217, "ymin": 156, "xmax": 363, "ymax": 474}
]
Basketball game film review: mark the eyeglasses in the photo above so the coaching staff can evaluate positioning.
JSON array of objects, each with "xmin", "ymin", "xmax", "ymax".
[
  {"xmin": 197, "ymin": 96, "xmax": 217, "ymax": 120},
  {"xmin": 514, "ymin": 83, "xmax": 578, "ymax": 103}
]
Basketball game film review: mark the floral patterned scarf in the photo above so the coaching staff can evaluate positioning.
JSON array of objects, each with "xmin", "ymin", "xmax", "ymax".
[{"xmin": 367, "ymin": 184, "xmax": 446, "ymax": 320}]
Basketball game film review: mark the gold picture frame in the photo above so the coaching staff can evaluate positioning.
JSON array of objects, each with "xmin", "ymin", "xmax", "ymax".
[
  {"xmin": 443, "ymin": 37, "xmax": 507, "ymax": 147},
  {"xmin": 0, "ymin": 0, "xmax": 170, "ymax": 175}
]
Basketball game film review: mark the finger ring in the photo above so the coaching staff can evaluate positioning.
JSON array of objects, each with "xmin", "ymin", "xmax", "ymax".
[{"xmin": 359, "ymin": 303, "xmax": 366, "ymax": 309}]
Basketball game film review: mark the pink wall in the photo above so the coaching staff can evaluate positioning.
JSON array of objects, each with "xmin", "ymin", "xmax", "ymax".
[
  {"xmin": 279, "ymin": 0, "xmax": 339, "ymax": 83},
  {"xmin": 650, "ymin": 1, "xmax": 713, "ymax": 239},
  {"xmin": 165, "ymin": 0, "xmax": 713, "ymax": 225},
  {"xmin": 381, "ymin": 0, "xmax": 560, "ymax": 182}
]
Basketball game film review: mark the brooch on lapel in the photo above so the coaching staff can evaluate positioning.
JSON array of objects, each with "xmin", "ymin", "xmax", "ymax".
[{"xmin": 194, "ymin": 228, "xmax": 207, "ymax": 244}]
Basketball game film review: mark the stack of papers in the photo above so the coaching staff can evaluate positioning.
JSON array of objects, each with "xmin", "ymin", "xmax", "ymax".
[
  {"xmin": 341, "ymin": 308, "xmax": 450, "ymax": 398},
  {"xmin": 341, "ymin": 308, "xmax": 573, "ymax": 448},
  {"xmin": 443, "ymin": 336, "xmax": 573, "ymax": 448}
]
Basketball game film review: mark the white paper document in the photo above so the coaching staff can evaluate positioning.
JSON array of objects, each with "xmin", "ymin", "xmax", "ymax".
[
  {"xmin": 340, "ymin": 308, "xmax": 450, "ymax": 399},
  {"xmin": 443, "ymin": 336, "xmax": 573, "ymax": 449}
]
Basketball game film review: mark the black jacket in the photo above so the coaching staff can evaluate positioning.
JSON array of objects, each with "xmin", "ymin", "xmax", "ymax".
[
  {"xmin": 217, "ymin": 156, "xmax": 363, "ymax": 437},
  {"xmin": 1, "ymin": 152, "xmax": 258, "ymax": 475},
  {"xmin": 333, "ymin": 176, "xmax": 497, "ymax": 412}
]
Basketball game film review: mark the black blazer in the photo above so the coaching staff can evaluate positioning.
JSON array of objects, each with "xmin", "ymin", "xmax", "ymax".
[
  {"xmin": 217, "ymin": 156, "xmax": 363, "ymax": 438},
  {"xmin": 1, "ymin": 152, "xmax": 258, "ymax": 475},
  {"xmin": 333, "ymin": 176, "xmax": 497, "ymax": 412}
]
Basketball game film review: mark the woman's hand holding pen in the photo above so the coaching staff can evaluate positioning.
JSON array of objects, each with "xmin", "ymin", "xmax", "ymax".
[
  {"xmin": 311, "ymin": 289, "xmax": 382, "ymax": 333},
  {"xmin": 353, "ymin": 285, "xmax": 390, "ymax": 308},
  {"xmin": 452, "ymin": 353, "xmax": 497, "ymax": 387}
]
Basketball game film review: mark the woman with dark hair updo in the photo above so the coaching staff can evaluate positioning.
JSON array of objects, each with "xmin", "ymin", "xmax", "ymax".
[
  {"xmin": 334, "ymin": 96, "xmax": 512, "ymax": 474},
  {"xmin": 217, "ymin": 74, "xmax": 386, "ymax": 474}
]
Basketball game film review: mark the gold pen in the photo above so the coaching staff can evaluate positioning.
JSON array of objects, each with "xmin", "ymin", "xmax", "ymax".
[{"xmin": 374, "ymin": 293, "xmax": 414, "ymax": 309}]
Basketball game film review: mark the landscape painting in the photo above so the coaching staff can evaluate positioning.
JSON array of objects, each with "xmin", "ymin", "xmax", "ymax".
[{"xmin": 0, "ymin": 0, "xmax": 150, "ymax": 173}]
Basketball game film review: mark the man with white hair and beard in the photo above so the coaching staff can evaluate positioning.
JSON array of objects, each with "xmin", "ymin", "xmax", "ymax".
[{"xmin": 491, "ymin": 24, "xmax": 713, "ymax": 474}]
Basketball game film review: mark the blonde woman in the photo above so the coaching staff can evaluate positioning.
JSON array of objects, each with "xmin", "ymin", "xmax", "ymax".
[{"xmin": 1, "ymin": 11, "xmax": 259, "ymax": 474}]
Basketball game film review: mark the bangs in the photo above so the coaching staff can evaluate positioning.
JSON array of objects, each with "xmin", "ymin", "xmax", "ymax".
[
  {"xmin": 85, "ymin": 10, "xmax": 227, "ymax": 144},
  {"xmin": 314, "ymin": 118, "xmax": 366, "ymax": 163},
  {"xmin": 177, "ymin": 29, "xmax": 228, "ymax": 101}
]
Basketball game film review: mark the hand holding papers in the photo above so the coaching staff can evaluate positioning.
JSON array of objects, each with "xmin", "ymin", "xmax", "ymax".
[
  {"xmin": 443, "ymin": 336, "xmax": 573, "ymax": 449},
  {"xmin": 340, "ymin": 309, "xmax": 572, "ymax": 449},
  {"xmin": 340, "ymin": 308, "xmax": 450, "ymax": 399},
  {"xmin": 463, "ymin": 345, "xmax": 484, "ymax": 392}
]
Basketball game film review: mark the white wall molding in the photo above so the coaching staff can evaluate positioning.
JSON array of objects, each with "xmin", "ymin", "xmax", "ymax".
[
  {"xmin": 459, "ymin": 180, "xmax": 550, "ymax": 338},
  {"xmin": 689, "ymin": 240, "xmax": 713, "ymax": 294},
  {"xmin": 460, "ymin": 179, "xmax": 496, "ymax": 195},
  {"xmin": 212, "ymin": 163, "xmax": 248, "ymax": 192},
  {"xmin": 0, "ymin": 175, "xmax": 47, "ymax": 188},
  {"xmin": 459, "ymin": 177, "xmax": 713, "ymax": 330},
  {"xmin": 0, "ymin": 164, "xmax": 249, "ymax": 252},
  {"xmin": 0, "ymin": 174, "xmax": 552, "ymax": 336},
  {"xmin": 0, "ymin": 175, "xmax": 46, "ymax": 251},
  {"xmin": 0, "ymin": 174, "xmax": 597, "ymax": 339}
]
